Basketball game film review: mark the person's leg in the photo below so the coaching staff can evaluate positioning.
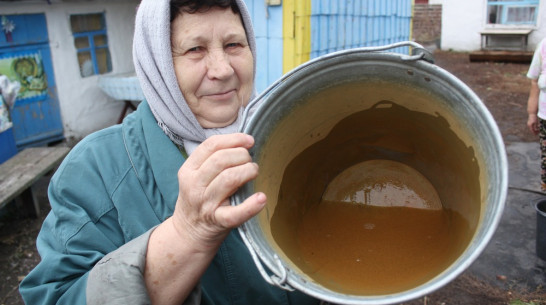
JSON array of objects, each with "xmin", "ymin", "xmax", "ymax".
[{"xmin": 539, "ymin": 118, "xmax": 546, "ymax": 191}]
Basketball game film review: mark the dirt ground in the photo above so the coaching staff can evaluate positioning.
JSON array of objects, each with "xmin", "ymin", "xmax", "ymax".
[
  {"xmin": 0, "ymin": 50, "xmax": 545, "ymax": 305},
  {"xmin": 432, "ymin": 50, "xmax": 537, "ymax": 145}
]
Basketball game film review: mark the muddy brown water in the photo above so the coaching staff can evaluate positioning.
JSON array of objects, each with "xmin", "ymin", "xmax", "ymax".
[
  {"xmin": 268, "ymin": 91, "xmax": 480, "ymax": 295},
  {"xmin": 296, "ymin": 203, "xmax": 468, "ymax": 295}
]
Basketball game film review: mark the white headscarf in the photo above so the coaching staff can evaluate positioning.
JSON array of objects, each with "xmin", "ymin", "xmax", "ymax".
[{"xmin": 133, "ymin": 0, "xmax": 258, "ymax": 154}]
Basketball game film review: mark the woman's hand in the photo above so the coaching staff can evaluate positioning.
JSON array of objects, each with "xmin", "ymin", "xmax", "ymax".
[
  {"xmin": 528, "ymin": 113, "xmax": 540, "ymax": 135},
  {"xmin": 145, "ymin": 133, "xmax": 266, "ymax": 304},
  {"xmin": 172, "ymin": 133, "xmax": 266, "ymax": 251},
  {"xmin": 527, "ymin": 79, "xmax": 540, "ymax": 136}
]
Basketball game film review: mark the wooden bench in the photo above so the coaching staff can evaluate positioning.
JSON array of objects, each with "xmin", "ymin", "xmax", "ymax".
[
  {"xmin": 0, "ymin": 146, "xmax": 70, "ymax": 217},
  {"xmin": 480, "ymin": 28, "xmax": 533, "ymax": 51}
]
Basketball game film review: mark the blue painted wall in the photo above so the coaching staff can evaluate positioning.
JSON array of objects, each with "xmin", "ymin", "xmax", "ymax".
[
  {"xmin": 242, "ymin": 0, "xmax": 413, "ymax": 92},
  {"xmin": 243, "ymin": 1, "xmax": 284, "ymax": 93},
  {"xmin": 310, "ymin": 0, "xmax": 413, "ymax": 58}
]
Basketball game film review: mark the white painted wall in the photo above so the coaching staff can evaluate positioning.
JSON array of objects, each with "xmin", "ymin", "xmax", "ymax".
[
  {"xmin": 441, "ymin": 0, "xmax": 546, "ymax": 52},
  {"xmin": 441, "ymin": 0, "xmax": 485, "ymax": 51},
  {"xmin": 529, "ymin": 5, "xmax": 546, "ymax": 48},
  {"xmin": 0, "ymin": 1, "xmax": 139, "ymax": 141}
]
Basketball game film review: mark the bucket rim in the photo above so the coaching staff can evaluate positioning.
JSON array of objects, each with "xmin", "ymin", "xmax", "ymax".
[
  {"xmin": 535, "ymin": 199, "xmax": 546, "ymax": 217},
  {"xmin": 233, "ymin": 42, "xmax": 509, "ymax": 305}
]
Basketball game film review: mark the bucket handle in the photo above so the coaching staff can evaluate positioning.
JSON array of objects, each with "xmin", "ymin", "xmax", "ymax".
[
  {"xmin": 237, "ymin": 225, "xmax": 295, "ymax": 291},
  {"xmin": 239, "ymin": 41, "xmax": 433, "ymax": 132}
]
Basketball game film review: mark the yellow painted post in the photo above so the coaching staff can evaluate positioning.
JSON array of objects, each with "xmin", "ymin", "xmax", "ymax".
[
  {"xmin": 409, "ymin": 0, "xmax": 415, "ymax": 55},
  {"xmin": 283, "ymin": 0, "xmax": 311, "ymax": 73}
]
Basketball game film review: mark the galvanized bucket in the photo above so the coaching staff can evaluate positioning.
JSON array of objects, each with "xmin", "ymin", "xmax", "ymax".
[
  {"xmin": 535, "ymin": 199, "xmax": 546, "ymax": 261},
  {"xmin": 232, "ymin": 42, "xmax": 507, "ymax": 305}
]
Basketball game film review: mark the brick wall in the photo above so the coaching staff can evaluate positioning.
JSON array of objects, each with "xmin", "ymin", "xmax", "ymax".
[{"xmin": 413, "ymin": 4, "xmax": 442, "ymax": 46}]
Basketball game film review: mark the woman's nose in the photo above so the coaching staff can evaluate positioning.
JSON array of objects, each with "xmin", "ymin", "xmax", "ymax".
[{"xmin": 206, "ymin": 49, "xmax": 234, "ymax": 80}]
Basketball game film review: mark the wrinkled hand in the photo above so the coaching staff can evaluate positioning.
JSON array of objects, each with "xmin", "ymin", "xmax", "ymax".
[
  {"xmin": 172, "ymin": 133, "xmax": 266, "ymax": 250},
  {"xmin": 528, "ymin": 114, "xmax": 540, "ymax": 135}
]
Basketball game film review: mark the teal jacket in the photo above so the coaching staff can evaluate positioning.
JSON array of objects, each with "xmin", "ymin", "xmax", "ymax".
[{"xmin": 19, "ymin": 102, "xmax": 318, "ymax": 305}]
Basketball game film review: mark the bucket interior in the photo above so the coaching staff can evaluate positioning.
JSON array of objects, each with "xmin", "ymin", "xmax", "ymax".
[
  {"xmin": 537, "ymin": 200, "xmax": 546, "ymax": 216},
  {"xmin": 238, "ymin": 52, "xmax": 506, "ymax": 303}
]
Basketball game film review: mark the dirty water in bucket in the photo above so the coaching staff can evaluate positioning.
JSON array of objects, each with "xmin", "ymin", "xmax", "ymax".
[
  {"xmin": 322, "ymin": 159, "xmax": 442, "ymax": 210},
  {"xmin": 268, "ymin": 85, "xmax": 479, "ymax": 296}
]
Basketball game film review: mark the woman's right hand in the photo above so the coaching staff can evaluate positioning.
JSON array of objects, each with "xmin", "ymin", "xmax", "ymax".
[
  {"xmin": 528, "ymin": 113, "xmax": 540, "ymax": 135},
  {"xmin": 145, "ymin": 133, "xmax": 266, "ymax": 304},
  {"xmin": 527, "ymin": 79, "xmax": 540, "ymax": 136},
  {"xmin": 171, "ymin": 133, "xmax": 266, "ymax": 251}
]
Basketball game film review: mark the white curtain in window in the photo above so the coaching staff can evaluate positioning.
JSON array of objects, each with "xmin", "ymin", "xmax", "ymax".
[
  {"xmin": 487, "ymin": 0, "xmax": 538, "ymax": 25},
  {"xmin": 506, "ymin": 6, "xmax": 535, "ymax": 23}
]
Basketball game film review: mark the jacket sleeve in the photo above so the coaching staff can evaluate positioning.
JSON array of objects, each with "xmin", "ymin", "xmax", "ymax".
[
  {"xmin": 18, "ymin": 134, "xmax": 198, "ymax": 305},
  {"xmin": 19, "ymin": 171, "xmax": 201, "ymax": 305},
  {"xmin": 18, "ymin": 135, "xmax": 137, "ymax": 304},
  {"xmin": 18, "ymin": 148, "xmax": 125, "ymax": 304},
  {"xmin": 87, "ymin": 227, "xmax": 201, "ymax": 305},
  {"xmin": 86, "ymin": 228, "xmax": 153, "ymax": 304}
]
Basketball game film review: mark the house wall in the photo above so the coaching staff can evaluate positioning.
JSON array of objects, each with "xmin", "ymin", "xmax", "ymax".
[
  {"xmin": 441, "ymin": 0, "xmax": 546, "ymax": 52},
  {"xmin": 441, "ymin": 0, "xmax": 484, "ymax": 51},
  {"xmin": 246, "ymin": 0, "xmax": 414, "ymax": 91},
  {"xmin": 529, "ymin": 5, "xmax": 546, "ymax": 48},
  {"xmin": 1, "ymin": 0, "xmax": 414, "ymax": 142},
  {"xmin": 0, "ymin": 1, "xmax": 139, "ymax": 141},
  {"xmin": 278, "ymin": 0, "xmax": 413, "ymax": 74},
  {"xmin": 308, "ymin": 0, "xmax": 413, "ymax": 59},
  {"xmin": 413, "ymin": 3, "xmax": 442, "ymax": 47},
  {"xmin": 243, "ymin": 1, "xmax": 283, "ymax": 93}
]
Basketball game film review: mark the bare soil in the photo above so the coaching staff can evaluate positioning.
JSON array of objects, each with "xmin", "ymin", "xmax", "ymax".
[
  {"xmin": 0, "ymin": 50, "xmax": 544, "ymax": 305},
  {"xmin": 432, "ymin": 50, "xmax": 536, "ymax": 145}
]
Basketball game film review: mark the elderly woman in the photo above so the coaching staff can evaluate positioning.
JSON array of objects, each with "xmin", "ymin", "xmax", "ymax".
[
  {"xmin": 19, "ymin": 0, "xmax": 319, "ymax": 304},
  {"xmin": 527, "ymin": 37, "xmax": 546, "ymax": 191}
]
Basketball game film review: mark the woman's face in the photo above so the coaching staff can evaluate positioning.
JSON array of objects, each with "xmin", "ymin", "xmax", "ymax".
[{"xmin": 171, "ymin": 7, "xmax": 254, "ymax": 128}]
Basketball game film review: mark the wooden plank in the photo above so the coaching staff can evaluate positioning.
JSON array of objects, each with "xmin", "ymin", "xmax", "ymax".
[
  {"xmin": 480, "ymin": 29, "xmax": 532, "ymax": 35},
  {"xmin": 0, "ymin": 146, "xmax": 70, "ymax": 207},
  {"xmin": 469, "ymin": 50, "xmax": 533, "ymax": 63}
]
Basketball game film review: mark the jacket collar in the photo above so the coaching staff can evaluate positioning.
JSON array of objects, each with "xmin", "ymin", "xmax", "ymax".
[{"xmin": 122, "ymin": 101, "xmax": 185, "ymax": 220}]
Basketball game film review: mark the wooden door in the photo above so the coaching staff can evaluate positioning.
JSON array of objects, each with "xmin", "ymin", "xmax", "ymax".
[{"xmin": 0, "ymin": 13, "xmax": 63, "ymax": 148}]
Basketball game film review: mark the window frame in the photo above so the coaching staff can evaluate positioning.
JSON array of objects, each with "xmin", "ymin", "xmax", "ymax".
[
  {"xmin": 70, "ymin": 13, "xmax": 112, "ymax": 77},
  {"xmin": 486, "ymin": 0, "xmax": 540, "ymax": 26}
]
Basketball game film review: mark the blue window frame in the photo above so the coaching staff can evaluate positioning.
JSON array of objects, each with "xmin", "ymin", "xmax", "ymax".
[
  {"xmin": 70, "ymin": 13, "xmax": 112, "ymax": 77},
  {"xmin": 487, "ymin": 0, "xmax": 539, "ymax": 25}
]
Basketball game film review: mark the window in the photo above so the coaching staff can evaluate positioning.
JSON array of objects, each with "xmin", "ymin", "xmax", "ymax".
[
  {"xmin": 487, "ymin": 0, "xmax": 539, "ymax": 25},
  {"xmin": 70, "ymin": 13, "xmax": 112, "ymax": 77}
]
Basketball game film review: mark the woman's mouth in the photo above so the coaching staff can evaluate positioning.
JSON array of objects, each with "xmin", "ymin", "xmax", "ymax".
[{"xmin": 204, "ymin": 89, "xmax": 236, "ymax": 101}]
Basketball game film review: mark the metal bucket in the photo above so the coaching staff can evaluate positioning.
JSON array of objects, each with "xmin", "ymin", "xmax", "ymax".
[{"xmin": 232, "ymin": 42, "xmax": 507, "ymax": 304}]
